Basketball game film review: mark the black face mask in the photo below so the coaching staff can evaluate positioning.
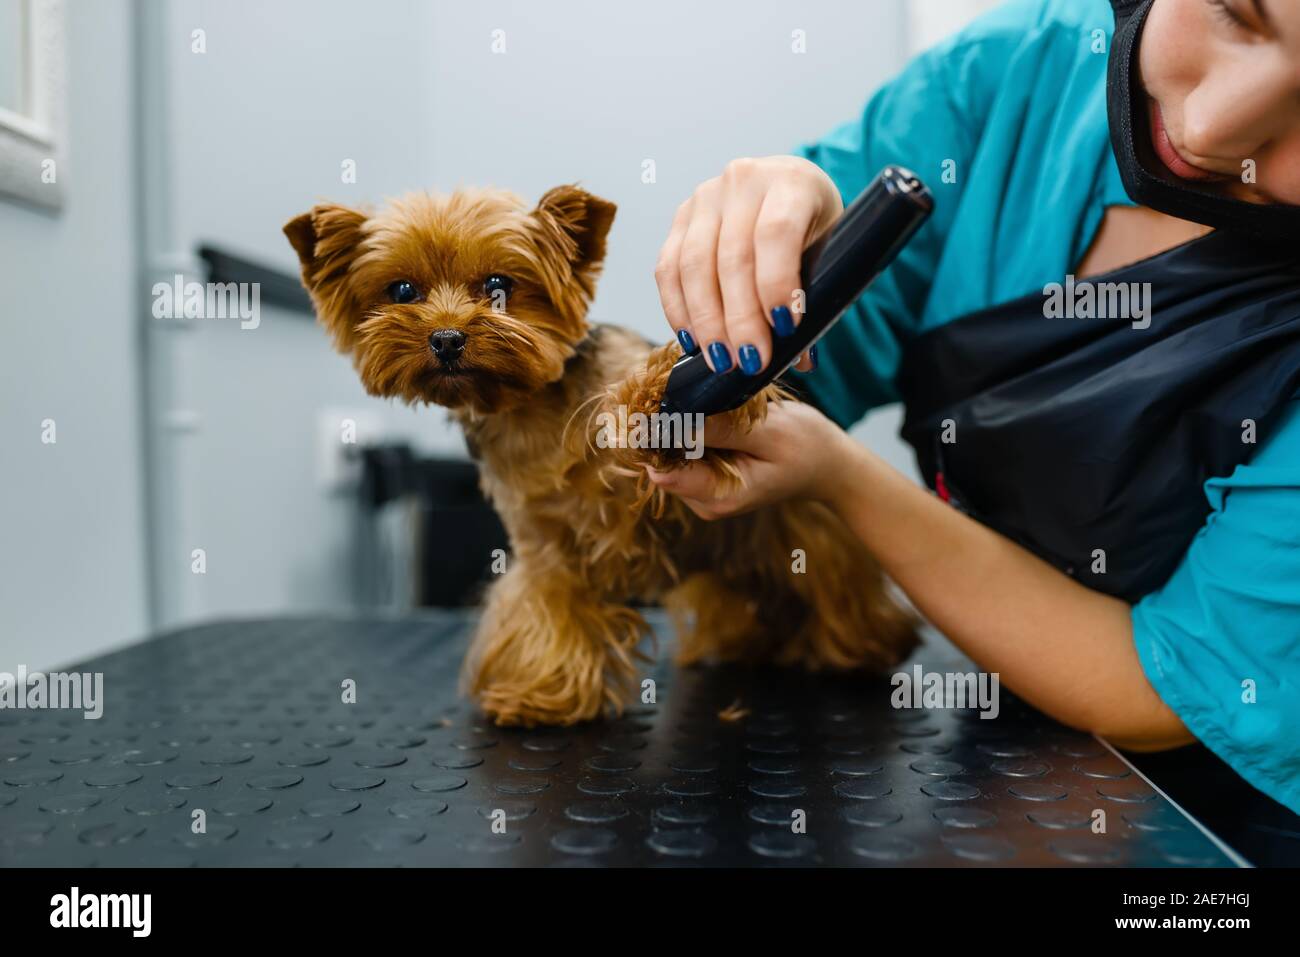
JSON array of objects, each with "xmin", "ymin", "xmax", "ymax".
[{"xmin": 1108, "ymin": 0, "xmax": 1300, "ymax": 240}]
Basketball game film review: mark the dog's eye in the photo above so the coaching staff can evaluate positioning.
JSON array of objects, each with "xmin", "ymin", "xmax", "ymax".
[
  {"xmin": 482, "ymin": 274, "xmax": 513, "ymax": 300},
  {"xmin": 386, "ymin": 280, "xmax": 420, "ymax": 304}
]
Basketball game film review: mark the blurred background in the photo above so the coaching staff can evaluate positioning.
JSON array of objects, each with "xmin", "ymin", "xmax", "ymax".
[{"xmin": 1, "ymin": 0, "xmax": 998, "ymax": 670}]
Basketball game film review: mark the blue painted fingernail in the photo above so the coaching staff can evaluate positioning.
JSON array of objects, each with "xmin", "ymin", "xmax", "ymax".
[
  {"xmin": 772, "ymin": 305, "xmax": 795, "ymax": 337},
  {"xmin": 707, "ymin": 341, "xmax": 733, "ymax": 373},
  {"xmin": 808, "ymin": 344, "xmax": 818, "ymax": 370},
  {"xmin": 676, "ymin": 329, "xmax": 696, "ymax": 353},
  {"xmin": 738, "ymin": 344, "xmax": 762, "ymax": 375}
]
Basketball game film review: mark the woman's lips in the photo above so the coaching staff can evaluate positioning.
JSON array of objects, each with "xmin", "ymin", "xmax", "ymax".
[{"xmin": 1149, "ymin": 101, "xmax": 1225, "ymax": 182}]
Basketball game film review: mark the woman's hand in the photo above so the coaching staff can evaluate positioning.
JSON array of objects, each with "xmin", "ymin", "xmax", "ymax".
[
  {"xmin": 655, "ymin": 156, "xmax": 843, "ymax": 375},
  {"xmin": 649, "ymin": 400, "xmax": 1191, "ymax": 749},
  {"xmin": 646, "ymin": 400, "xmax": 854, "ymax": 520}
]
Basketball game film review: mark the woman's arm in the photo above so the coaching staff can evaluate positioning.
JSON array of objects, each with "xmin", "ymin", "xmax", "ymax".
[
  {"xmin": 648, "ymin": 402, "xmax": 1195, "ymax": 751},
  {"xmin": 823, "ymin": 427, "xmax": 1193, "ymax": 750}
]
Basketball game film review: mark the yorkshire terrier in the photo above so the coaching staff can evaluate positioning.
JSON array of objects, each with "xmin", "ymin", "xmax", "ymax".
[{"xmin": 284, "ymin": 185, "xmax": 917, "ymax": 727}]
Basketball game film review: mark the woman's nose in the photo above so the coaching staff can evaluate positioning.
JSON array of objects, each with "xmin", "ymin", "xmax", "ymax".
[{"xmin": 1183, "ymin": 59, "xmax": 1298, "ymax": 161}]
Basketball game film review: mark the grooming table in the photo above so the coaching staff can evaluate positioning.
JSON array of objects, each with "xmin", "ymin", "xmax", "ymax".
[{"xmin": 0, "ymin": 612, "xmax": 1244, "ymax": 867}]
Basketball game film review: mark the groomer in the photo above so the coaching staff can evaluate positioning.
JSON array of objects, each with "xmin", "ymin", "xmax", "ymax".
[{"xmin": 648, "ymin": 0, "xmax": 1300, "ymax": 814}]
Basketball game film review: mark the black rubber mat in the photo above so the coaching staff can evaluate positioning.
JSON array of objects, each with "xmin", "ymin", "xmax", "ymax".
[{"xmin": 0, "ymin": 612, "xmax": 1242, "ymax": 867}]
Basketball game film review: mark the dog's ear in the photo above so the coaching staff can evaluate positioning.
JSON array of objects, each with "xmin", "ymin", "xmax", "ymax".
[
  {"xmin": 533, "ymin": 184, "xmax": 617, "ymax": 269},
  {"xmin": 529, "ymin": 185, "xmax": 617, "ymax": 325},
  {"xmin": 283, "ymin": 203, "xmax": 367, "ymax": 282},
  {"xmin": 283, "ymin": 203, "xmax": 368, "ymax": 351}
]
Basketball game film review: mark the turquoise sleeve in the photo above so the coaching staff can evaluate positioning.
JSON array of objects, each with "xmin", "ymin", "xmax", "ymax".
[{"xmin": 1131, "ymin": 399, "xmax": 1300, "ymax": 814}]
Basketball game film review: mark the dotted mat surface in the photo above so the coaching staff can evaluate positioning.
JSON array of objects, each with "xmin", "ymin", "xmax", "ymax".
[{"xmin": 0, "ymin": 613, "xmax": 1239, "ymax": 867}]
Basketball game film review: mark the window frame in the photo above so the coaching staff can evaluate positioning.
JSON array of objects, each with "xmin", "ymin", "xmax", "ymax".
[{"xmin": 0, "ymin": 0, "xmax": 66, "ymax": 211}]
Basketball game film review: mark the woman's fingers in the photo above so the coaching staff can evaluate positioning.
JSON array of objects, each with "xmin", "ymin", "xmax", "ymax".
[
  {"xmin": 650, "ymin": 401, "xmax": 843, "ymax": 516},
  {"xmin": 679, "ymin": 496, "xmax": 722, "ymax": 521},
  {"xmin": 649, "ymin": 464, "xmax": 756, "ymax": 522},
  {"xmin": 717, "ymin": 160, "xmax": 774, "ymax": 374},
  {"xmin": 677, "ymin": 180, "xmax": 730, "ymax": 372},
  {"xmin": 700, "ymin": 414, "xmax": 765, "ymax": 454},
  {"xmin": 654, "ymin": 198, "xmax": 695, "ymax": 353},
  {"xmin": 646, "ymin": 462, "xmax": 717, "ymax": 500},
  {"xmin": 658, "ymin": 156, "xmax": 843, "ymax": 371},
  {"xmin": 753, "ymin": 183, "xmax": 816, "ymax": 341}
]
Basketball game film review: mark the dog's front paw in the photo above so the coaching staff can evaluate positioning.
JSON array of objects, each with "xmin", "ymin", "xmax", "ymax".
[
  {"xmin": 594, "ymin": 341, "xmax": 685, "ymax": 473},
  {"xmin": 463, "ymin": 564, "xmax": 650, "ymax": 726},
  {"xmin": 592, "ymin": 341, "xmax": 796, "ymax": 511}
]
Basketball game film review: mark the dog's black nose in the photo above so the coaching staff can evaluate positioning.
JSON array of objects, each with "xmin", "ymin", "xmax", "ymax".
[{"xmin": 429, "ymin": 328, "xmax": 466, "ymax": 362}]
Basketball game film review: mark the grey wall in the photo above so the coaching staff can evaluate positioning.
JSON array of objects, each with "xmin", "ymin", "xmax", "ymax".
[{"xmin": 0, "ymin": 0, "xmax": 149, "ymax": 670}]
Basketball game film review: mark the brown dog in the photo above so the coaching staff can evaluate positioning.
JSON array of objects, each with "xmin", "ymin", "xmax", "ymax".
[{"xmin": 284, "ymin": 185, "xmax": 916, "ymax": 726}]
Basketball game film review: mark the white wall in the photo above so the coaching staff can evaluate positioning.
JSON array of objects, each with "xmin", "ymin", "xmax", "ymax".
[
  {"xmin": 907, "ymin": 0, "xmax": 1003, "ymax": 52},
  {"xmin": 421, "ymin": 0, "xmax": 909, "ymax": 343},
  {"xmin": 0, "ymin": 0, "xmax": 149, "ymax": 669},
  {"xmin": 139, "ymin": 0, "xmax": 466, "ymax": 628}
]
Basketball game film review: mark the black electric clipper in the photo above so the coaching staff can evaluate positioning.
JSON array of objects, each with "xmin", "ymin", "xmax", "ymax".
[{"xmin": 656, "ymin": 165, "xmax": 934, "ymax": 437}]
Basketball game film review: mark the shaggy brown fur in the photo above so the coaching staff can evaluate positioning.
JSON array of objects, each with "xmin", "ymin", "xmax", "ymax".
[{"xmin": 284, "ymin": 184, "xmax": 917, "ymax": 726}]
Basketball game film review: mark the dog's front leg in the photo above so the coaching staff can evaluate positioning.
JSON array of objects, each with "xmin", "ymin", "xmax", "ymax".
[
  {"xmin": 599, "ymin": 340, "xmax": 796, "ymax": 508},
  {"xmin": 461, "ymin": 559, "xmax": 650, "ymax": 727}
]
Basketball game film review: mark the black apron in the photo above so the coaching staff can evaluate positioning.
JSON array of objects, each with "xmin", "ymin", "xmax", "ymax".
[{"xmin": 891, "ymin": 230, "xmax": 1300, "ymax": 603}]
